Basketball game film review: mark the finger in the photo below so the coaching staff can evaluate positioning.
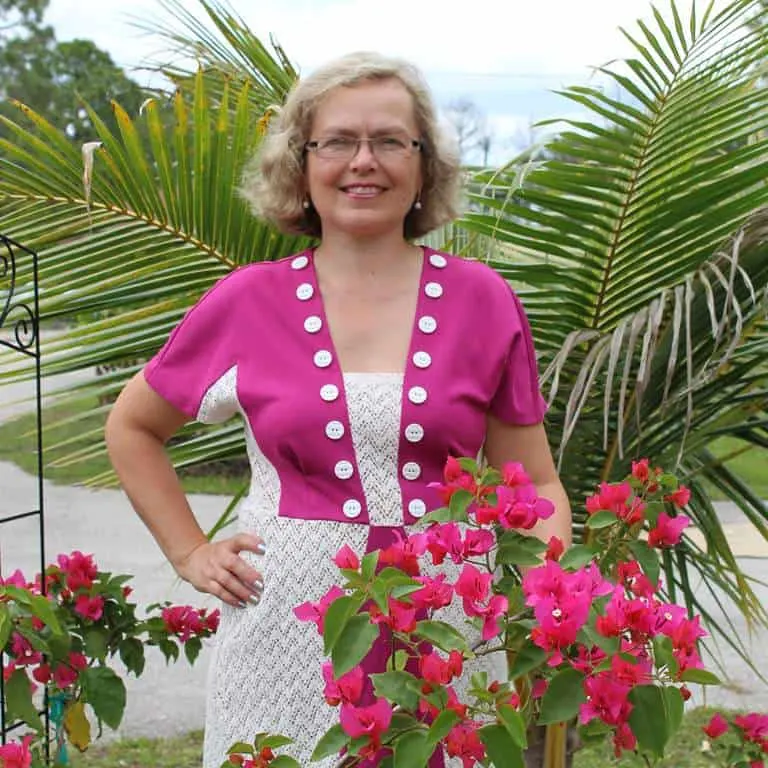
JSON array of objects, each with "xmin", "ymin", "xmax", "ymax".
[
  {"xmin": 215, "ymin": 565, "xmax": 260, "ymax": 606},
  {"xmin": 230, "ymin": 532, "xmax": 266, "ymax": 556}
]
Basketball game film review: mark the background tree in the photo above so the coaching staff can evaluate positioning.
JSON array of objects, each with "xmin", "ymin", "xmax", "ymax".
[
  {"xmin": 0, "ymin": 0, "xmax": 146, "ymax": 140},
  {"xmin": 444, "ymin": 97, "xmax": 494, "ymax": 165}
]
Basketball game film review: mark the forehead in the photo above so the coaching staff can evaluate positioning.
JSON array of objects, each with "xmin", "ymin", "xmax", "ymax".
[{"xmin": 310, "ymin": 78, "xmax": 418, "ymax": 135}]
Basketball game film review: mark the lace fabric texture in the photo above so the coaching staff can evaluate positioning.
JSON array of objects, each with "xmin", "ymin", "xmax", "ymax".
[{"xmin": 203, "ymin": 374, "xmax": 504, "ymax": 768}]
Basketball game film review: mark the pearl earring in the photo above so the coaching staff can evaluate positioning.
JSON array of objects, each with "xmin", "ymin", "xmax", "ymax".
[
  {"xmin": 302, "ymin": 200, "xmax": 311, "ymax": 210},
  {"xmin": 413, "ymin": 199, "xmax": 423, "ymax": 211}
]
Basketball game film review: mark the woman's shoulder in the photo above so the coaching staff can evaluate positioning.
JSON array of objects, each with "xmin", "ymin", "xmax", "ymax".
[
  {"xmin": 428, "ymin": 248, "xmax": 514, "ymax": 300},
  {"xmin": 204, "ymin": 250, "xmax": 313, "ymax": 299}
]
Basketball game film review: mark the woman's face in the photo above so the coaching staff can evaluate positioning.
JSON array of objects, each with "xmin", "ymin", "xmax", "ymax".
[{"xmin": 304, "ymin": 78, "xmax": 423, "ymax": 241}]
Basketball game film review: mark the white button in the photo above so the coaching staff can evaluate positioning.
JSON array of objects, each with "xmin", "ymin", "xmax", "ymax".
[
  {"xmin": 320, "ymin": 384, "xmax": 339, "ymax": 402},
  {"xmin": 413, "ymin": 351, "xmax": 432, "ymax": 369},
  {"xmin": 343, "ymin": 499, "xmax": 362, "ymax": 519},
  {"xmin": 405, "ymin": 423, "xmax": 424, "ymax": 443},
  {"xmin": 408, "ymin": 386, "xmax": 427, "ymax": 405},
  {"xmin": 296, "ymin": 283, "xmax": 314, "ymax": 301},
  {"xmin": 402, "ymin": 462, "xmax": 421, "ymax": 480},
  {"xmin": 325, "ymin": 420, "xmax": 345, "ymax": 440},
  {"xmin": 314, "ymin": 350, "xmax": 332, "ymax": 368},
  {"xmin": 425, "ymin": 282, "xmax": 443, "ymax": 299},
  {"xmin": 291, "ymin": 255, "xmax": 309, "ymax": 270},
  {"xmin": 429, "ymin": 253, "xmax": 447, "ymax": 268},
  {"xmin": 418, "ymin": 316, "xmax": 437, "ymax": 334},
  {"xmin": 304, "ymin": 316, "xmax": 322, "ymax": 333},
  {"xmin": 409, "ymin": 499, "xmax": 427, "ymax": 518},
  {"xmin": 334, "ymin": 460, "xmax": 354, "ymax": 480}
]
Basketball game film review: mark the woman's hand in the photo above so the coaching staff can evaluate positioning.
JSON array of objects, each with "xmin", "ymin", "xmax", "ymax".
[{"xmin": 176, "ymin": 533, "xmax": 266, "ymax": 608}]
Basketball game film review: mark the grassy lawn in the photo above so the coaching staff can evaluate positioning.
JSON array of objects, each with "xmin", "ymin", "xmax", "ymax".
[
  {"xmin": 0, "ymin": 396, "xmax": 247, "ymax": 495},
  {"xmin": 66, "ymin": 709, "xmax": 734, "ymax": 767},
  {"xmin": 0, "ymin": 396, "xmax": 764, "ymax": 501}
]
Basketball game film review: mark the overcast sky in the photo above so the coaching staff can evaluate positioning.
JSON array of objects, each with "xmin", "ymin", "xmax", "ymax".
[{"xmin": 44, "ymin": 0, "xmax": 730, "ymax": 162}]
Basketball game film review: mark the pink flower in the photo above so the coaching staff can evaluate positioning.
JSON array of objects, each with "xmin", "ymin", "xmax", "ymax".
[
  {"xmin": 56, "ymin": 551, "xmax": 98, "ymax": 591},
  {"xmin": 648, "ymin": 512, "xmax": 690, "ymax": 548},
  {"xmin": 501, "ymin": 462, "xmax": 530, "ymax": 487},
  {"xmin": 492, "ymin": 484, "xmax": 554, "ymax": 530},
  {"xmin": 432, "ymin": 457, "xmax": 477, "ymax": 505},
  {"xmin": 462, "ymin": 529, "xmax": 494, "ymax": 559},
  {"xmin": 545, "ymin": 536, "xmax": 564, "ymax": 561},
  {"xmin": 378, "ymin": 532, "xmax": 427, "ymax": 577},
  {"xmin": 0, "ymin": 735, "xmax": 33, "ymax": 768},
  {"xmin": 370, "ymin": 598, "xmax": 417, "ymax": 634},
  {"xmin": 426, "ymin": 523, "xmax": 464, "ymax": 565},
  {"xmin": 665, "ymin": 486, "xmax": 691, "ymax": 507},
  {"xmin": 419, "ymin": 650, "xmax": 464, "ymax": 685},
  {"xmin": 445, "ymin": 722, "xmax": 486, "ymax": 768},
  {"xmin": 53, "ymin": 663, "xmax": 79, "ymax": 689},
  {"xmin": 479, "ymin": 594, "xmax": 508, "ymax": 641},
  {"xmin": 332, "ymin": 544, "xmax": 360, "ymax": 571},
  {"xmin": 293, "ymin": 585, "xmax": 345, "ymax": 635},
  {"xmin": 733, "ymin": 712, "xmax": 768, "ymax": 748},
  {"xmin": 454, "ymin": 564, "xmax": 492, "ymax": 615},
  {"xmin": 204, "ymin": 608, "xmax": 220, "ymax": 632},
  {"xmin": 9, "ymin": 633, "xmax": 42, "ymax": 667},
  {"xmin": 73, "ymin": 594, "xmax": 104, "ymax": 622},
  {"xmin": 411, "ymin": 574, "xmax": 453, "ymax": 612},
  {"xmin": 530, "ymin": 593, "xmax": 591, "ymax": 665},
  {"xmin": 0, "ymin": 569, "xmax": 29, "ymax": 590},
  {"xmin": 339, "ymin": 699, "xmax": 393, "ymax": 757},
  {"xmin": 585, "ymin": 483, "xmax": 644, "ymax": 525},
  {"xmin": 321, "ymin": 662, "xmax": 364, "ymax": 707},
  {"xmin": 631, "ymin": 459, "xmax": 650, "ymax": 483},
  {"xmin": 580, "ymin": 674, "xmax": 632, "ymax": 728},
  {"xmin": 702, "ymin": 713, "xmax": 729, "ymax": 739}
]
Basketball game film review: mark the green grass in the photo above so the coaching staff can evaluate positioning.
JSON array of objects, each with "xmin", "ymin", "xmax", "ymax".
[
  {"xmin": 0, "ymin": 396, "xmax": 248, "ymax": 495},
  {"xmin": 704, "ymin": 436, "xmax": 768, "ymax": 500},
  {"xmin": 65, "ymin": 709, "xmax": 738, "ymax": 767}
]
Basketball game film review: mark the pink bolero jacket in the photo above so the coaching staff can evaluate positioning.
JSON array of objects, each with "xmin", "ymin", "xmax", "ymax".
[{"xmin": 144, "ymin": 247, "xmax": 547, "ymax": 526}]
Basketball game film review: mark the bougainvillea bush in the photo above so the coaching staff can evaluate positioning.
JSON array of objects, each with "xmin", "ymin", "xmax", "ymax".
[
  {"xmin": 0, "ymin": 552, "xmax": 217, "ymax": 767},
  {"xmin": 226, "ymin": 458, "xmax": 766, "ymax": 768}
]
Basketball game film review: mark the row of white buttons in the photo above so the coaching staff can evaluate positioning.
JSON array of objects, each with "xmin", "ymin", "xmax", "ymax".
[{"xmin": 290, "ymin": 253, "xmax": 366, "ymax": 519}]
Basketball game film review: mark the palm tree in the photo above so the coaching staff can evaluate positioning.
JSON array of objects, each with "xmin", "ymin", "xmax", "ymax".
[{"xmin": 0, "ymin": 0, "xmax": 765, "ymax": 711}]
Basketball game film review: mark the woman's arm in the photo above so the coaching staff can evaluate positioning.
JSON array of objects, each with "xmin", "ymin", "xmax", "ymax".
[
  {"xmin": 483, "ymin": 415, "xmax": 572, "ymax": 549},
  {"xmin": 105, "ymin": 371, "xmax": 264, "ymax": 607}
]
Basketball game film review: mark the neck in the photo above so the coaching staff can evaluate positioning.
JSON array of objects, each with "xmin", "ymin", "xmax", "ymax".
[{"xmin": 314, "ymin": 230, "xmax": 418, "ymax": 280}]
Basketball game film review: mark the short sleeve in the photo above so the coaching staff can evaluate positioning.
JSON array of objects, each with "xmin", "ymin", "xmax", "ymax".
[
  {"xmin": 143, "ymin": 271, "xmax": 243, "ymax": 424},
  {"xmin": 489, "ymin": 287, "xmax": 548, "ymax": 425}
]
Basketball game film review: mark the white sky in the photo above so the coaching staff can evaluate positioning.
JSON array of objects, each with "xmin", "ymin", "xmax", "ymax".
[{"xmin": 44, "ymin": 0, "xmax": 731, "ymax": 161}]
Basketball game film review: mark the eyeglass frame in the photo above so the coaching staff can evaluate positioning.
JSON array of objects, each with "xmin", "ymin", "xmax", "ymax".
[{"xmin": 303, "ymin": 135, "xmax": 423, "ymax": 161}]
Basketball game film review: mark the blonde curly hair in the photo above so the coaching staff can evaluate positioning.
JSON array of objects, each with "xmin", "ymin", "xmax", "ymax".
[{"xmin": 240, "ymin": 51, "xmax": 462, "ymax": 239}]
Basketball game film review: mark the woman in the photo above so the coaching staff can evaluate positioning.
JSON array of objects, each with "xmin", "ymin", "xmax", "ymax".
[{"xmin": 105, "ymin": 51, "xmax": 571, "ymax": 767}]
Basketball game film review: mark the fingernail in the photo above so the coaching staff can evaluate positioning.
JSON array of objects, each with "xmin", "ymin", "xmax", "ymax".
[
  {"xmin": 248, "ymin": 593, "xmax": 261, "ymax": 606},
  {"xmin": 252, "ymin": 578, "xmax": 264, "ymax": 590},
  {"xmin": 237, "ymin": 600, "xmax": 248, "ymax": 610},
  {"xmin": 256, "ymin": 542, "xmax": 266, "ymax": 555}
]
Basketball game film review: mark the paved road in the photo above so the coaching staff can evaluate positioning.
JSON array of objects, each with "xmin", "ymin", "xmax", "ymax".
[{"xmin": 0, "ymin": 362, "xmax": 766, "ymax": 742}]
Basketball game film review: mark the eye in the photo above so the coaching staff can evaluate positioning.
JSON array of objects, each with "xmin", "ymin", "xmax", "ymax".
[
  {"xmin": 319, "ymin": 137, "xmax": 354, "ymax": 151},
  {"xmin": 376, "ymin": 136, "xmax": 408, "ymax": 151}
]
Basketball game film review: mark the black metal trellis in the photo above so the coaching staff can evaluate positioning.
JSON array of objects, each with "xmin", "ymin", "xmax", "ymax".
[{"xmin": 0, "ymin": 233, "xmax": 48, "ymax": 751}]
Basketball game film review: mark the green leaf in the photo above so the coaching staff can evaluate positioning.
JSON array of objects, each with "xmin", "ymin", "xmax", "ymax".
[
  {"xmin": 261, "ymin": 734, "xmax": 295, "ymax": 749},
  {"xmin": 679, "ymin": 668, "xmax": 721, "ymax": 685},
  {"xmin": 538, "ymin": 668, "xmax": 586, "ymax": 725},
  {"xmin": 184, "ymin": 636, "xmax": 203, "ymax": 665},
  {"xmin": 29, "ymin": 594, "xmax": 63, "ymax": 635},
  {"xmin": 498, "ymin": 704, "xmax": 527, "ymax": 749},
  {"xmin": 0, "ymin": 602, "xmax": 11, "ymax": 650},
  {"xmin": 448, "ymin": 489, "xmax": 474, "ymax": 521},
  {"xmin": 478, "ymin": 724, "xmax": 525, "ymax": 768},
  {"xmin": 664, "ymin": 686, "xmax": 684, "ymax": 738},
  {"xmin": 310, "ymin": 724, "xmax": 348, "ymax": 761},
  {"xmin": 496, "ymin": 542, "xmax": 543, "ymax": 567},
  {"xmin": 227, "ymin": 741, "xmax": 254, "ymax": 755},
  {"xmin": 628, "ymin": 685, "xmax": 670, "ymax": 758},
  {"xmin": 651, "ymin": 635, "xmax": 677, "ymax": 676},
  {"xmin": 507, "ymin": 642, "xmax": 548, "ymax": 678},
  {"xmin": 371, "ymin": 671, "xmax": 421, "ymax": 711},
  {"xmin": 322, "ymin": 595, "xmax": 359, "ymax": 656},
  {"xmin": 5, "ymin": 669, "xmax": 43, "ymax": 732},
  {"xmin": 84, "ymin": 627, "xmax": 109, "ymax": 661},
  {"xmin": 426, "ymin": 709, "xmax": 460, "ymax": 747},
  {"xmin": 414, "ymin": 620, "xmax": 468, "ymax": 653},
  {"xmin": 394, "ymin": 730, "xmax": 430, "ymax": 768},
  {"xmin": 331, "ymin": 614, "xmax": 378, "ymax": 678},
  {"xmin": 119, "ymin": 637, "xmax": 145, "ymax": 677},
  {"xmin": 559, "ymin": 545, "xmax": 597, "ymax": 570},
  {"xmin": 360, "ymin": 551, "xmax": 379, "ymax": 581},
  {"xmin": 269, "ymin": 757, "xmax": 300, "ymax": 768},
  {"xmin": 393, "ymin": 649, "xmax": 409, "ymax": 671},
  {"xmin": 585, "ymin": 511, "xmax": 619, "ymax": 529},
  {"xmin": 81, "ymin": 666, "xmax": 127, "ymax": 729},
  {"xmin": 628, "ymin": 540, "xmax": 661, "ymax": 586}
]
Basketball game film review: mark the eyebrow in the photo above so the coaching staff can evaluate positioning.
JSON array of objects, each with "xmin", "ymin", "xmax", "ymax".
[{"xmin": 316, "ymin": 126, "xmax": 412, "ymax": 137}]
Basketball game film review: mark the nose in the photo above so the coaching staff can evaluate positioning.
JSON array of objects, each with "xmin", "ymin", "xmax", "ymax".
[{"xmin": 349, "ymin": 139, "xmax": 378, "ymax": 168}]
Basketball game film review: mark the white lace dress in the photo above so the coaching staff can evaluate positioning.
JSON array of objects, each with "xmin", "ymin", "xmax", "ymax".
[{"xmin": 203, "ymin": 373, "xmax": 505, "ymax": 767}]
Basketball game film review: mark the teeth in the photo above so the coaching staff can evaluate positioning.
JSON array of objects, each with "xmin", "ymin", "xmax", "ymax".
[{"xmin": 346, "ymin": 186, "xmax": 379, "ymax": 193}]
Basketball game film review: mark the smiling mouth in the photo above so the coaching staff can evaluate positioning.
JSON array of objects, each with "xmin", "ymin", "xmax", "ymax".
[{"xmin": 341, "ymin": 185, "xmax": 385, "ymax": 197}]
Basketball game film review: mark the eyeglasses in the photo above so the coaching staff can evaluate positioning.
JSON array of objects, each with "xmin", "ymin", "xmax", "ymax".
[{"xmin": 304, "ymin": 135, "xmax": 422, "ymax": 161}]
